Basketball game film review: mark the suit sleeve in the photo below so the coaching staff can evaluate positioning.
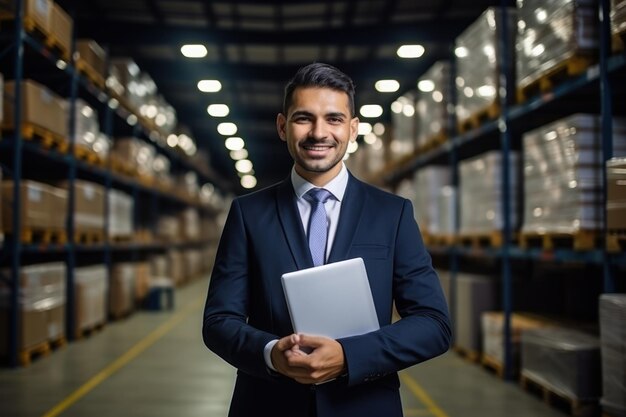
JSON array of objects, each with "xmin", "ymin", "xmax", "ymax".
[
  {"xmin": 338, "ymin": 199, "xmax": 452, "ymax": 387},
  {"xmin": 202, "ymin": 199, "xmax": 278, "ymax": 380}
]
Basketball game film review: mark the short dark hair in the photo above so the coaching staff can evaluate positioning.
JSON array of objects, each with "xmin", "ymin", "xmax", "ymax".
[{"xmin": 283, "ymin": 62, "xmax": 356, "ymax": 117}]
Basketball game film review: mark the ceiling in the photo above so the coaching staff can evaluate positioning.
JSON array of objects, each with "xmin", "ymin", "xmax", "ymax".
[{"xmin": 56, "ymin": 0, "xmax": 508, "ymax": 194}]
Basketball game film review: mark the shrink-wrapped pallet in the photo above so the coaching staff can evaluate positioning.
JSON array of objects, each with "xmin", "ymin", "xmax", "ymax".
[
  {"xmin": 416, "ymin": 61, "xmax": 453, "ymax": 147},
  {"xmin": 455, "ymin": 7, "xmax": 516, "ymax": 123},
  {"xmin": 111, "ymin": 137, "xmax": 156, "ymax": 178},
  {"xmin": 167, "ymin": 250, "xmax": 184, "ymax": 285},
  {"xmin": 180, "ymin": 208, "xmax": 200, "ymax": 241},
  {"xmin": 599, "ymin": 294, "xmax": 626, "ymax": 417},
  {"xmin": 75, "ymin": 265, "xmax": 108, "ymax": 333},
  {"xmin": 455, "ymin": 273, "xmax": 498, "ymax": 353},
  {"xmin": 516, "ymin": 0, "xmax": 597, "ymax": 92},
  {"xmin": 414, "ymin": 166, "xmax": 452, "ymax": 235},
  {"xmin": 607, "ymin": 157, "xmax": 626, "ymax": 230},
  {"xmin": 481, "ymin": 312, "xmax": 551, "ymax": 374},
  {"xmin": 522, "ymin": 115, "xmax": 626, "ymax": 234},
  {"xmin": 110, "ymin": 263, "xmax": 135, "ymax": 318},
  {"xmin": 156, "ymin": 215, "xmax": 179, "ymax": 242},
  {"xmin": 521, "ymin": 327, "xmax": 601, "ymax": 401},
  {"xmin": 459, "ymin": 151, "xmax": 519, "ymax": 234},
  {"xmin": 59, "ymin": 180, "xmax": 104, "ymax": 232},
  {"xmin": 0, "ymin": 262, "xmax": 66, "ymax": 354},
  {"xmin": 108, "ymin": 189, "xmax": 133, "ymax": 239},
  {"xmin": 390, "ymin": 93, "xmax": 416, "ymax": 160},
  {"xmin": 71, "ymin": 99, "xmax": 100, "ymax": 155},
  {"xmin": 2, "ymin": 180, "xmax": 67, "ymax": 233},
  {"xmin": 437, "ymin": 186, "xmax": 457, "ymax": 235},
  {"xmin": 613, "ymin": 0, "xmax": 626, "ymax": 35}
]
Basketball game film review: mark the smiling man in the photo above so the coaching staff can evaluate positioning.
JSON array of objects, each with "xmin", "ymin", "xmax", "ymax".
[{"xmin": 202, "ymin": 62, "xmax": 452, "ymax": 417}]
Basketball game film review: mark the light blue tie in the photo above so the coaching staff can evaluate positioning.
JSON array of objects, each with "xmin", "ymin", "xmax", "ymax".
[{"xmin": 304, "ymin": 188, "xmax": 333, "ymax": 266}]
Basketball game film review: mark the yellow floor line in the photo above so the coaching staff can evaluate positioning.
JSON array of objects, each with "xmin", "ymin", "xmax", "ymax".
[
  {"xmin": 400, "ymin": 372, "xmax": 450, "ymax": 417},
  {"xmin": 403, "ymin": 408, "xmax": 437, "ymax": 416},
  {"xmin": 42, "ymin": 296, "xmax": 205, "ymax": 417}
]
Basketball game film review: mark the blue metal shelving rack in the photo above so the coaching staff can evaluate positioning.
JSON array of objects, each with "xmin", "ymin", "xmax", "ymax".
[{"xmin": 0, "ymin": 1, "xmax": 220, "ymax": 366}]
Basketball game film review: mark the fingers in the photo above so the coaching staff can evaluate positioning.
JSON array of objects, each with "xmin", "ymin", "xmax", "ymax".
[{"xmin": 275, "ymin": 333, "xmax": 300, "ymax": 351}]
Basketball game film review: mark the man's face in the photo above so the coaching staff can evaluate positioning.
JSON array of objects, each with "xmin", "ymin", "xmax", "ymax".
[{"xmin": 277, "ymin": 87, "xmax": 359, "ymax": 184}]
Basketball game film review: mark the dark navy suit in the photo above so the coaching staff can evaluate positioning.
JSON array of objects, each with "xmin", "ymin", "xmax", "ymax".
[{"xmin": 203, "ymin": 173, "xmax": 452, "ymax": 417}]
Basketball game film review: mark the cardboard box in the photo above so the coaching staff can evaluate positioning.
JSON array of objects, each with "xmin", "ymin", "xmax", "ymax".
[
  {"xmin": 75, "ymin": 265, "xmax": 107, "ymax": 332},
  {"xmin": 3, "ymin": 79, "xmax": 68, "ymax": 138},
  {"xmin": 76, "ymin": 40, "xmax": 107, "ymax": 78},
  {"xmin": 134, "ymin": 262, "xmax": 151, "ymax": 302},
  {"xmin": 0, "ymin": 262, "xmax": 66, "ymax": 355},
  {"xmin": 2, "ymin": 180, "xmax": 52, "ymax": 232},
  {"xmin": 3, "ymin": 0, "xmax": 53, "ymax": 35},
  {"xmin": 110, "ymin": 263, "xmax": 135, "ymax": 318},
  {"xmin": 59, "ymin": 180, "xmax": 104, "ymax": 231},
  {"xmin": 48, "ymin": 185, "xmax": 68, "ymax": 230},
  {"xmin": 108, "ymin": 189, "xmax": 133, "ymax": 238},
  {"xmin": 49, "ymin": 3, "xmax": 72, "ymax": 57}
]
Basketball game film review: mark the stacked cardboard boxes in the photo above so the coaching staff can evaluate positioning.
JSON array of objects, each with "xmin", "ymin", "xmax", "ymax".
[
  {"xmin": 455, "ymin": 273, "xmax": 498, "ymax": 353},
  {"xmin": 110, "ymin": 263, "xmax": 135, "ymax": 318},
  {"xmin": 607, "ymin": 157, "xmax": 626, "ymax": 231},
  {"xmin": 2, "ymin": 180, "xmax": 67, "ymax": 234},
  {"xmin": 74, "ymin": 265, "xmax": 107, "ymax": 334},
  {"xmin": 0, "ymin": 262, "xmax": 66, "ymax": 355}
]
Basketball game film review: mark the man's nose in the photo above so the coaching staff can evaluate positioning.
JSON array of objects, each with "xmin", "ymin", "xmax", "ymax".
[{"xmin": 309, "ymin": 121, "xmax": 328, "ymax": 139}]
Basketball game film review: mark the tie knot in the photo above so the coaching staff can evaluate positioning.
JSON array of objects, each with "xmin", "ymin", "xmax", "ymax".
[{"xmin": 305, "ymin": 188, "xmax": 333, "ymax": 204}]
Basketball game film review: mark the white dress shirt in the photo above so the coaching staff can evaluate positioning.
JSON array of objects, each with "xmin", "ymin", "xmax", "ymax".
[{"xmin": 263, "ymin": 163, "xmax": 350, "ymax": 371}]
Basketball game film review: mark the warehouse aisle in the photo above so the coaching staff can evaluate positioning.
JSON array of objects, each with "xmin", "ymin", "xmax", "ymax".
[{"xmin": 0, "ymin": 276, "xmax": 565, "ymax": 417}]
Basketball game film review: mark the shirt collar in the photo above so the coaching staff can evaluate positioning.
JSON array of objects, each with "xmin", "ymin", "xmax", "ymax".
[{"xmin": 291, "ymin": 163, "xmax": 349, "ymax": 202}]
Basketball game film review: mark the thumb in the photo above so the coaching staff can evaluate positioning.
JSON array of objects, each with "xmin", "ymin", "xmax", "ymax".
[
  {"xmin": 275, "ymin": 334, "xmax": 299, "ymax": 351},
  {"xmin": 297, "ymin": 334, "xmax": 329, "ymax": 348}
]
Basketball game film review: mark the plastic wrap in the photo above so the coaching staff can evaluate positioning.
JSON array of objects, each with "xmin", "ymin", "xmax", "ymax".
[
  {"xmin": 455, "ymin": 7, "xmax": 516, "ymax": 122},
  {"xmin": 437, "ymin": 186, "xmax": 457, "ymax": 235},
  {"xmin": 156, "ymin": 215, "xmax": 180, "ymax": 241},
  {"xmin": 599, "ymin": 294, "xmax": 626, "ymax": 416},
  {"xmin": 455, "ymin": 273, "xmax": 498, "ymax": 352},
  {"xmin": 75, "ymin": 265, "xmax": 108, "ymax": 331},
  {"xmin": 521, "ymin": 327, "xmax": 601, "ymax": 401},
  {"xmin": 414, "ymin": 166, "xmax": 452, "ymax": 235},
  {"xmin": 108, "ymin": 189, "xmax": 134, "ymax": 238},
  {"xmin": 72, "ymin": 99, "xmax": 100, "ymax": 153},
  {"xmin": 607, "ymin": 157, "xmax": 626, "ymax": 230},
  {"xmin": 522, "ymin": 115, "xmax": 626, "ymax": 233},
  {"xmin": 180, "ymin": 208, "xmax": 200, "ymax": 241},
  {"xmin": 614, "ymin": 0, "xmax": 626, "ymax": 34},
  {"xmin": 416, "ymin": 61, "xmax": 452, "ymax": 146},
  {"xmin": 516, "ymin": 0, "xmax": 597, "ymax": 89},
  {"xmin": 111, "ymin": 137, "xmax": 156, "ymax": 178},
  {"xmin": 390, "ymin": 93, "xmax": 416, "ymax": 159},
  {"xmin": 459, "ymin": 151, "xmax": 519, "ymax": 234}
]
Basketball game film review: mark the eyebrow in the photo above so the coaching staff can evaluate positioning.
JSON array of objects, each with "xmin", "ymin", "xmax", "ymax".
[{"xmin": 289, "ymin": 110, "xmax": 348, "ymax": 119}]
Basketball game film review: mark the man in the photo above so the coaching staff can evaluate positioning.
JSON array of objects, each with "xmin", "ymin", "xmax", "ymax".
[{"xmin": 203, "ymin": 62, "xmax": 451, "ymax": 417}]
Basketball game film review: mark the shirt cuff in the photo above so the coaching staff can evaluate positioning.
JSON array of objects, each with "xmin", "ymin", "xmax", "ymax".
[{"xmin": 264, "ymin": 339, "xmax": 279, "ymax": 371}]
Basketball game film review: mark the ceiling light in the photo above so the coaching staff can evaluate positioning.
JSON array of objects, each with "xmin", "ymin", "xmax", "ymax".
[
  {"xmin": 417, "ymin": 80, "xmax": 435, "ymax": 92},
  {"xmin": 241, "ymin": 175, "xmax": 257, "ymax": 189},
  {"xmin": 181, "ymin": 44, "xmax": 207, "ymax": 58},
  {"xmin": 364, "ymin": 133, "xmax": 377, "ymax": 144},
  {"xmin": 198, "ymin": 80, "xmax": 222, "ymax": 92},
  {"xmin": 397, "ymin": 44, "xmax": 425, "ymax": 59},
  {"xmin": 402, "ymin": 104, "xmax": 415, "ymax": 117},
  {"xmin": 359, "ymin": 104, "xmax": 383, "ymax": 118},
  {"xmin": 358, "ymin": 123, "xmax": 372, "ymax": 135},
  {"xmin": 391, "ymin": 101, "xmax": 403, "ymax": 114},
  {"xmin": 207, "ymin": 104, "xmax": 229, "ymax": 117},
  {"xmin": 347, "ymin": 141, "xmax": 359, "ymax": 154},
  {"xmin": 455, "ymin": 46, "xmax": 469, "ymax": 58},
  {"xmin": 375, "ymin": 80, "xmax": 400, "ymax": 93},
  {"xmin": 167, "ymin": 134, "xmax": 178, "ymax": 147},
  {"xmin": 235, "ymin": 159, "xmax": 253, "ymax": 174},
  {"xmin": 225, "ymin": 136, "xmax": 245, "ymax": 151},
  {"xmin": 230, "ymin": 148, "xmax": 248, "ymax": 160},
  {"xmin": 217, "ymin": 122, "xmax": 237, "ymax": 136}
]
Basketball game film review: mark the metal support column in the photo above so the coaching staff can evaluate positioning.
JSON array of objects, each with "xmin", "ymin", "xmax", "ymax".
[
  {"xmin": 498, "ymin": 3, "xmax": 514, "ymax": 381},
  {"xmin": 447, "ymin": 46, "xmax": 459, "ymax": 343},
  {"xmin": 599, "ymin": 0, "xmax": 615, "ymax": 293},
  {"xmin": 8, "ymin": 0, "xmax": 25, "ymax": 367}
]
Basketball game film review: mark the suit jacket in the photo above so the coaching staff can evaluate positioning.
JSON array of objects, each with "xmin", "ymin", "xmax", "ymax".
[{"xmin": 203, "ymin": 173, "xmax": 452, "ymax": 417}]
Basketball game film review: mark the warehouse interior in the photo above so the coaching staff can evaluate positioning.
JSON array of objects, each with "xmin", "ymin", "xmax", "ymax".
[{"xmin": 1, "ymin": 0, "xmax": 625, "ymax": 416}]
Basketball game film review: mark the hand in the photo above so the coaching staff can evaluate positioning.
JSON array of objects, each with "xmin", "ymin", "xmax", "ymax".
[
  {"xmin": 270, "ymin": 334, "xmax": 309, "ymax": 379},
  {"xmin": 284, "ymin": 334, "xmax": 346, "ymax": 385}
]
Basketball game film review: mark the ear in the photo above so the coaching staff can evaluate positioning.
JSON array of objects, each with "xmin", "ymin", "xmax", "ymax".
[
  {"xmin": 276, "ymin": 113, "xmax": 287, "ymax": 142},
  {"xmin": 349, "ymin": 117, "xmax": 359, "ymax": 142}
]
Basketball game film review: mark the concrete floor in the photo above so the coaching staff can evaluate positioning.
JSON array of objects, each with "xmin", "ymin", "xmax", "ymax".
[{"xmin": 0, "ymin": 276, "xmax": 567, "ymax": 417}]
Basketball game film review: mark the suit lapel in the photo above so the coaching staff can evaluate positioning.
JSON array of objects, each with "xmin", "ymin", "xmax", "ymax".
[
  {"xmin": 328, "ymin": 174, "xmax": 366, "ymax": 263},
  {"xmin": 275, "ymin": 178, "xmax": 314, "ymax": 270}
]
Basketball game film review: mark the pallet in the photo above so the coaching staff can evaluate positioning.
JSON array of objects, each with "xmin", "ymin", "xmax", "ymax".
[
  {"xmin": 481, "ymin": 354, "xmax": 505, "ymax": 379},
  {"xmin": 457, "ymin": 101, "xmax": 500, "ymax": 134},
  {"xmin": 453, "ymin": 345, "xmax": 481, "ymax": 363},
  {"xmin": 0, "ymin": 13, "xmax": 48, "ymax": 38},
  {"xmin": 74, "ymin": 58, "xmax": 106, "ymax": 90},
  {"xmin": 519, "ymin": 230, "xmax": 598, "ymax": 251},
  {"xmin": 517, "ymin": 54, "xmax": 596, "ymax": 103},
  {"xmin": 110, "ymin": 234, "xmax": 134, "ymax": 243},
  {"xmin": 520, "ymin": 372, "xmax": 600, "ymax": 417},
  {"xmin": 74, "ymin": 229, "xmax": 105, "ymax": 245},
  {"xmin": 457, "ymin": 231, "xmax": 513, "ymax": 249},
  {"xmin": 75, "ymin": 322, "xmax": 105, "ymax": 340},
  {"xmin": 3, "ymin": 123, "xmax": 69, "ymax": 153},
  {"xmin": 43, "ymin": 33, "xmax": 70, "ymax": 61},
  {"xmin": 18, "ymin": 336, "xmax": 66, "ymax": 367},
  {"xmin": 110, "ymin": 155, "xmax": 138, "ymax": 178},
  {"xmin": 15, "ymin": 227, "xmax": 67, "ymax": 245},
  {"xmin": 607, "ymin": 233, "xmax": 626, "ymax": 253},
  {"xmin": 110, "ymin": 309, "xmax": 133, "ymax": 321},
  {"xmin": 74, "ymin": 145, "xmax": 105, "ymax": 167},
  {"xmin": 426, "ymin": 234, "xmax": 455, "ymax": 247}
]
